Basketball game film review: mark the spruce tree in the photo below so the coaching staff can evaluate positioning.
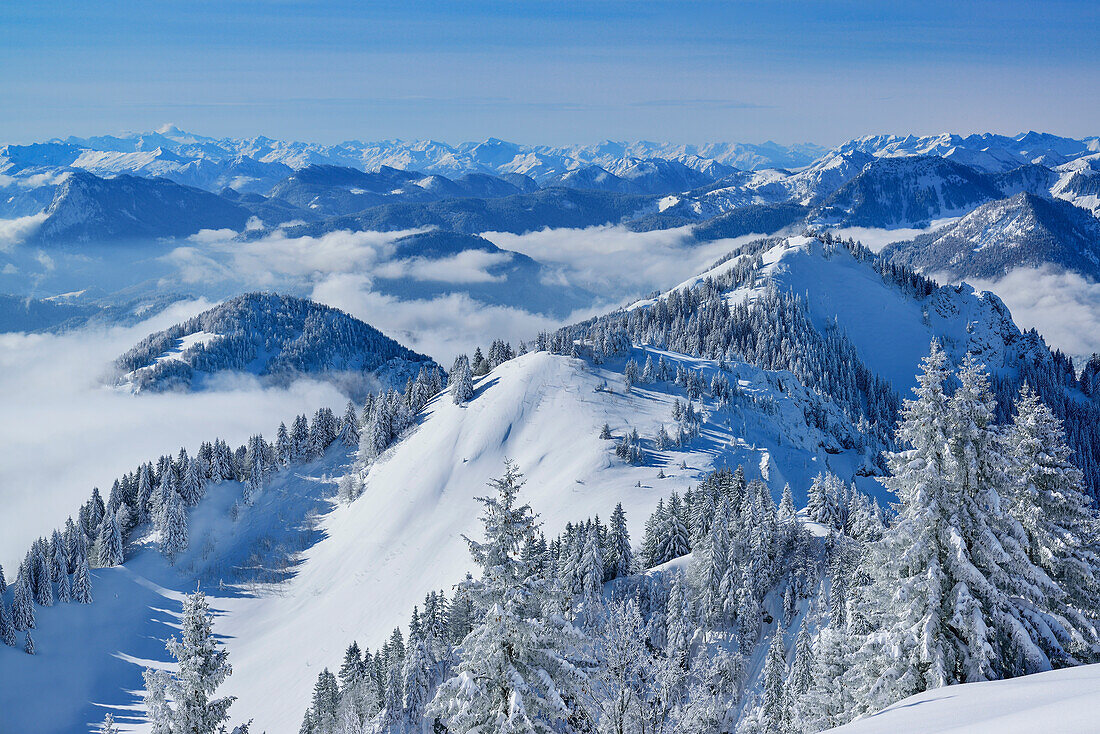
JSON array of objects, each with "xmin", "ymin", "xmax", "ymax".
[
  {"xmin": 98, "ymin": 511, "xmax": 124, "ymax": 567},
  {"xmin": 0, "ymin": 598, "xmax": 16, "ymax": 646},
  {"xmin": 427, "ymin": 461, "xmax": 592, "ymax": 733},
  {"xmin": 12, "ymin": 572, "xmax": 35, "ymax": 629},
  {"xmin": 1007, "ymin": 383, "xmax": 1100, "ymax": 658},
  {"xmin": 24, "ymin": 630, "xmax": 35, "ymax": 655},
  {"xmin": 450, "ymin": 355, "xmax": 475, "ymax": 405},
  {"xmin": 760, "ymin": 626, "xmax": 789, "ymax": 734},
  {"xmin": 144, "ymin": 591, "xmax": 236, "ymax": 734},
  {"xmin": 160, "ymin": 490, "xmax": 189, "ymax": 561},
  {"xmin": 606, "ymin": 503, "xmax": 633, "ymax": 580},
  {"xmin": 72, "ymin": 556, "xmax": 93, "ymax": 604}
]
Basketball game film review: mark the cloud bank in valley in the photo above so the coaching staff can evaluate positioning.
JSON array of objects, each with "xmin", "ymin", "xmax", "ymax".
[
  {"xmin": 0, "ymin": 300, "xmax": 348, "ymax": 569},
  {"xmin": 153, "ymin": 224, "xmax": 761, "ymax": 364},
  {"xmin": 962, "ymin": 266, "xmax": 1100, "ymax": 363}
]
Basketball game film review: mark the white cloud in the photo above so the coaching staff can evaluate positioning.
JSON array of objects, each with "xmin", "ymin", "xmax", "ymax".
[
  {"xmin": 958, "ymin": 266, "xmax": 1100, "ymax": 363},
  {"xmin": 309, "ymin": 274, "xmax": 583, "ymax": 364},
  {"xmin": 0, "ymin": 301, "xmax": 348, "ymax": 569},
  {"xmin": 0, "ymin": 212, "xmax": 48, "ymax": 250},
  {"xmin": 481, "ymin": 224, "xmax": 765, "ymax": 302},
  {"xmin": 374, "ymin": 249, "xmax": 512, "ymax": 283}
]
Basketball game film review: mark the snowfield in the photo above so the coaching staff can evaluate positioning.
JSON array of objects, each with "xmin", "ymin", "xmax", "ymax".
[
  {"xmin": 826, "ymin": 664, "xmax": 1100, "ymax": 734},
  {"xmin": 0, "ymin": 347, "xmax": 876, "ymax": 733}
]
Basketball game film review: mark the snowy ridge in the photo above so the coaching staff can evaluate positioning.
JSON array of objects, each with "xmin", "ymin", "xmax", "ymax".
[{"xmin": 0, "ymin": 346, "xmax": 879, "ymax": 733}]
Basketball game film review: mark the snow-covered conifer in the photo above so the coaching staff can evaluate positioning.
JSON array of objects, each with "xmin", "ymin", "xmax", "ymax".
[
  {"xmin": 72, "ymin": 556, "xmax": 93, "ymax": 604},
  {"xmin": 160, "ymin": 490, "xmax": 189, "ymax": 561},
  {"xmin": 12, "ymin": 571, "xmax": 35, "ymax": 629},
  {"xmin": 98, "ymin": 511, "xmax": 124, "ymax": 567},
  {"xmin": 450, "ymin": 355, "xmax": 474, "ymax": 405},
  {"xmin": 605, "ymin": 503, "xmax": 632, "ymax": 580},
  {"xmin": 144, "ymin": 591, "xmax": 236, "ymax": 734}
]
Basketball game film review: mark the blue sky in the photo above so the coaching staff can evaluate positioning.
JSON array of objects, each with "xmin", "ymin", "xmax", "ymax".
[{"xmin": 2, "ymin": 0, "xmax": 1097, "ymax": 146}]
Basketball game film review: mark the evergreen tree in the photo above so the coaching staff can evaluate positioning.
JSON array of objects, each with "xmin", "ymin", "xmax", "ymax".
[
  {"xmin": 12, "ymin": 572, "xmax": 35, "ymax": 629},
  {"xmin": 778, "ymin": 484, "xmax": 795, "ymax": 522},
  {"xmin": 160, "ymin": 490, "xmax": 189, "ymax": 561},
  {"xmin": 427, "ymin": 461, "xmax": 592, "ymax": 733},
  {"xmin": 402, "ymin": 630, "xmax": 434, "ymax": 725},
  {"xmin": 24, "ymin": 630, "xmax": 35, "ymax": 655},
  {"xmin": 0, "ymin": 598, "xmax": 16, "ymax": 646},
  {"xmin": 98, "ymin": 713, "xmax": 119, "ymax": 734},
  {"xmin": 339, "ymin": 400, "xmax": 360, "ymax": 448},
  {"xmin": 1007, "ymin": 383, "xmax": 1100, "ymax": 657},
  {"xmin": 180, "ymin": 457, "xmax": 205, "ymax": 506},
  {"xmin": 761, "ymin": 626, "xmax": 789, "ymax": 734},
  {"xmin": 72, "ymin": 556, "xmax": 93, "ymax": 604},
  {"xmin": 98, "ymin": 510, "xmax": 124, "ymax": 567},
  {"xmin": 144, "ymin": 591, "xmax": 236, "ymax": 734},
  {"xmin": 450, "ymin": 355, "xmax": 475, "ymax": 405},
  {"xmin": 605, "ymin": 503, "xmax": 633, "ymax": 580}
]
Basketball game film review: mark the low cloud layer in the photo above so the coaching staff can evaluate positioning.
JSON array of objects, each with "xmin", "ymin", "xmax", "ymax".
[
  {"xmin": 482, "ymin": 225, "xmax": 764, "ymax": 301},
  {"xmin": 0, "ymin": 300, "xmax": 348, "ymax": 569},
  {"xmin": 0, "ymin": 212, "xmax": 48, "ymax": 250},
  {"xmin": 956, "ymin": 266, "xmax": 1100, "ymax": 363}
]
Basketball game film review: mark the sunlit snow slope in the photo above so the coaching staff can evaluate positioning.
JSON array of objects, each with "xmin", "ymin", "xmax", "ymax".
[
  {"xmin": 1, "ymin": 348, "xmax": 875, "ymax": 733},
  {"xmin": 825, "ymin": 664, "xmax": 1100, "ymax": 734}
]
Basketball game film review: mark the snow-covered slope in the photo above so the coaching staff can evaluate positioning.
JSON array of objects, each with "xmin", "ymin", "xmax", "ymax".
[
  {"xmin": 659, "ymin": 235, "xmax": 1035, "ymax": 391},
  {"xmin": 0, "ymin": 346, "xmax": 877, "ymax": 733},
  {"xmin": 825, "ymin": 664, "xmax": 1100, "ymax": 734}
]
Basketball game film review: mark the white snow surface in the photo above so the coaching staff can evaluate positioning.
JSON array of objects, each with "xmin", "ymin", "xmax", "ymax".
[
  {"xmin": 0, "ymin": 349, "xmax": 875, "ymax": 733},
  {"xmin": 826, "ymin": 664, "xmax": 1100, "ymax": 734}
]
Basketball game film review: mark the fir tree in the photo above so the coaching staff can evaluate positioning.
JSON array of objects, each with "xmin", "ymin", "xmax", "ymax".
[
  {"xmin": 24, "ymin": 630, "xmax": 35, "ymax": 655},
  {"xmin": 98, "ymin": 713, "xmax": 119, "ymax": 734},
  {"xmin": 427, "ymin": 461, "xmax": 592, "ymax": 733},
  {"xmin": 160, "ymin": 490, "xmax": 189, "ymax": 561},
  {"xmin": 72, "ymin": 556, "xmax": 93, "ymax": 604},
  {"xmin": 12, "ymin": 572, "xmax": 35, "ymax": 629},
  {"xmin": 1006, "ymin": 383, "xmax": 1100, "ymax": 658},
  {"xmin": 144, "ymin": 591, "xmax": 236, "ymax": 734},
  {"xmin": 606, "ymin": 503, "xmax": 633, "ymax": 580},
  {"xmin": 450, "ymin": 355, "xmax": 475, "ymax": 405},
  {"xmin": 0, "ymin": 598, "xmax": 16, "ymax": 646},
  {"xmin": 760, "ymin": 626, "xmax": 789, "ymax": 734},
  {"xmin": 98, "ymin": 510, "xmax": 124, "ymax": 567}
]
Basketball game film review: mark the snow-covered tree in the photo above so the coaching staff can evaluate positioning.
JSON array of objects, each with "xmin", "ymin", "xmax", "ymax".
[
  {"xmin": 588, "ymin": 598, "xmax": 647, "ymax": 734},
  {"xmin": 144, "ymin": 591, "xmax": 236, "ymax": 734},
  {"xmin": 12, "ymin": 572, "xmax": 36, "ymax": 629},
  {"xmin": 1006, "ymin": 383, "xmax": 1100, "ymax": 658},
  {"xmin": 160, "ymin": 490, "xmax": 189, "ymax": 561},
  {"xmin": 0, "ymin": 597, "xmax": 16, "ymax": 646},
  {"xmin": 98, "ymin": 713, "xmax": 119, "ymax": 734},
  {"xmin": 72, "ymin": 556, "xmax": 93, "ymax": 603},
  {"xmin": 605, "ymin": 503, "xmax": 633, "ymax": 580},
  {"xmin": 428, "ymin": 461, "xmax": 592, "ymax": 733},
  {"xmin": 450, "ymin": 355, "xmax": 474, "ymax": 405},
  {"xmin": 97, "ymin": 510, "xmax": 124, "ymax": 567},
  {"xmin": 760, "ymin": 626, "xmax": 789, "ymax": 734}
]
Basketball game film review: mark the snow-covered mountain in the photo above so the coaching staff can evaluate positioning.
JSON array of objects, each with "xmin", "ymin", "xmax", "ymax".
[
  {"xmin": 3, "ymin": 228, "xmax": 1100, "ymax": 734},
  {"xmin": 884, "ymin": 193, "xmax": 1100, "ymax": 280},
  {"xmin": 115, "ymin": 293, "xmax": 436, "ymax": 396},
  {"xmin": 4, "ymin": 128, "xmax": 824, "ymax": 185},
  {"xmin": 29, "ymin": 171, "xmax": 253, "ymax": 245},
  {"xmin": 835, "ymin": 131, "xmax": 1100, "ymax": 172}
]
